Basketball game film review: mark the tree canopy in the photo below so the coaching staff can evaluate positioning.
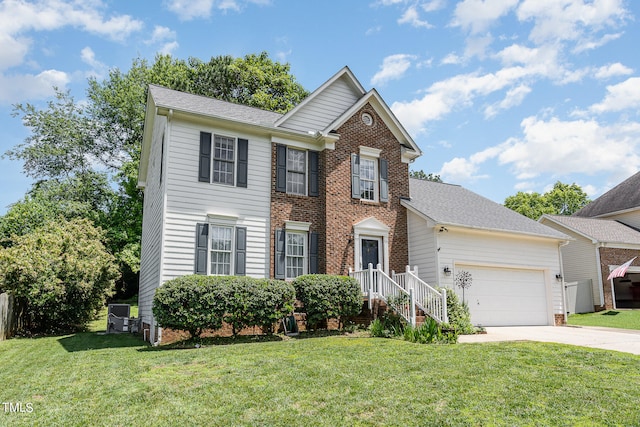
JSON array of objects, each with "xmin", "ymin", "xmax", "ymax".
[
  {"xmin": 410, "ymin": 170, "xmax": 443, "ymax": 182},
  {"xmin": 4, "ymin": 52, "xmax": 307, "ymax": 299},
  {"xmin": 504, "ymin": 182, "xmax": 591, "ymax": 220}
]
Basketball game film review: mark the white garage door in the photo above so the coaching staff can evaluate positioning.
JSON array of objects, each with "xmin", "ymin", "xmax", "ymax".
[{"xmin": 457, "ymin": 265, "xmax": 550, "ymax": 326}]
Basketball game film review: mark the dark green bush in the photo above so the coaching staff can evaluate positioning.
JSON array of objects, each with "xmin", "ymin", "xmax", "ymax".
[
  {"xmin": 369, "ymin": 311, "xmax": 406, "ymax": 338},
  {"xmin": 153, "ymin": 275, "xmax": 295, "ymax": 339},
  {"xmin": 0, "ymin": 218, "xmax": 118, "ymax": 333},
  {"xmin": 443, "ymin": 289, "xmax": 475, "ymax": 335},
  {"xmin": 293, "ymin": 275, "xmax": 362, "ymax": 330},
  {"xmin": 223, "ymin": 277, "xmax": 295, "ymax": 336},
  {"xmin": 152, "ymin": 275, "xmax": 227, "ymax": 339}
]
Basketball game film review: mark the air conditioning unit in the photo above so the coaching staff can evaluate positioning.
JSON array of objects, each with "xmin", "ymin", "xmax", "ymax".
[{"xmin": 107, "ymin": 304, "xmax": 131, "ymax": 333}]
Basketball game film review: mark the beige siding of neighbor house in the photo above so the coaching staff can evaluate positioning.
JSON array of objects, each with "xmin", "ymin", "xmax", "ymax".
[
  {"xmin": 278, "ymin": 76, "xmax": 360, "ymax": 133},
  {"xmin": 540, "ymin": 221, "xmax": 602, "ymax": 306},
  {"xmin": 161, "ymin": 118, "xmax": 272, "ymax": 282},
  {"xmin": 407, "ymin": 210, "xmax": 438, "ymax": 286},
  {"xmin": 604, "ymin": 210, "xmax": 640, "ymax": 230},
  {"xmin": 138, "ymin": 115, "xmax": 167, "ymax": 331},
  {"xmin": 436, "ymin": 229, "xmax": 564, "ymax": 316}
]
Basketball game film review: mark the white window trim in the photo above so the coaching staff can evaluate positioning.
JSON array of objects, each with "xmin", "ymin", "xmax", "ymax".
[
  {"xmin": 286, "ymin": 147, "xmax": 307, "ymax": 196},
  {"xmin": 353, "ymin": 217, "xmax": 390, "ymax": 274},
  {"xmin": 211, "ymin": 134, "xmax": 237, "ymax": 186},
  {"xmin": 208, "ymin": 224, "xmax": 235, "ymax": 276},
  {"xmin": 359, "ymin": 156, "xmax": 378, "ymax": 202},
  {"xmin": 285, "ymin": 230, "xmax": 308, "ymax": 279},
  {"xmin": 359, "ymin": 146, "xmax": 382, "ymax": 158},
  {"xmin": 285, "ymin": 220, "xmax": 312, "ymax": 232}
]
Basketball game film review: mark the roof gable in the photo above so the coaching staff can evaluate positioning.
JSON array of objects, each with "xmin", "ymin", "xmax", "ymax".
[
  {"xmin": 403, "ymin": 179, "xmax": 568, "ymax": 240},
  {"xmin": 574, "ymin": 171, "xmax": 640, "ymax": 218},
  {"xmin": 275, "ymin": 67, "xmax": 366, "ymax": 133},
  {"xmin": 541, "ymin": 214, "xmax": 640, "ymax": 245}
]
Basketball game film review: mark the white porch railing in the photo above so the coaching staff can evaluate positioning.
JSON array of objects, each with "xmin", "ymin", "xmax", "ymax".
[
  {"xmin": 349, "ymin": 263, "xmax": 448, "ymax": 326},
  {"xmin": 393, "ymin": 266, "xmax": 448, "ymax": 324}
]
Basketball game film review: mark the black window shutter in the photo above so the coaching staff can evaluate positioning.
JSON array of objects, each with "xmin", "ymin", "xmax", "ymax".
[
  {"xmin": 308, "ymin": 151, "xmax": 319, "ymax": 197},
  {"xmin": 276, "ymin": 145, "xmax": 287, "ymax": 192},
  {"xmin": 351, "ymin": 153, "xmax": 360, "ymax": 199},
  {"xmin": 309, "ymin": 232, "xmax": 319, "ymax": 274},
  {"xmin": 380, "ymin": 158, "xmax": 389, "ymax": 202},
  {"xmin": 235, "ymin": 227, "xmax": 247, "ymax": 276},
  {"xmin": 198, "ymin": 132, "xmax": 211, "ymax": 182},
  {"xmin": 275, "ymin": 228, "xmax": 285, "ymax": 279},
  {"xmin": 237, "ymin": 138, "xmax": 248, "ymax": 188},
  {"xmin": 195, "ymin": 223, "xmax": 209, "ymax": 274}
]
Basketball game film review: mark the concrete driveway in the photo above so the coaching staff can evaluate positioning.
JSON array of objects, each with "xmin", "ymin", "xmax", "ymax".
[{"xmin": 458, "ymin": 326, "xmax": 640, "ymax": 355}]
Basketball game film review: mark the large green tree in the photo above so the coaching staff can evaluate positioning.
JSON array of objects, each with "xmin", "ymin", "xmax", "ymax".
[
  {"xmin": 5, "ymin": 52, "xmax": 308, "ymax": 297},
  {"xmin": 504, "ymin": 181, "xmax": 591, "ymax": 219}
]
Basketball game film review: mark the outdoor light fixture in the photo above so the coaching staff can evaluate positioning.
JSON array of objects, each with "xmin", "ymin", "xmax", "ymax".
[
  {"xmin": 443, "ymin": 266, "xmax": 451, "ymax": 276},
  {"xmin": 555, "ymin": 274, "xmax": 563, "ymax": 281}
]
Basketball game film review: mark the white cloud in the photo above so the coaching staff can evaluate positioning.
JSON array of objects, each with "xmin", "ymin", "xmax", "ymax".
[
  {"xmin": 365, "ymin": 26, "xmax": 382, "ymax": 36},
  {"xmin": 499, "ymin": 116, "xmax": 640, "ymax": 180},
  {"xmin": 0, "ymin": 69, "xmax": 69, "ymax": 104},
  {"xmin": 166, "ymin": 0, "xmax": 268, "ymax": 20},
  {"xmin": 0, "ymin": 33, "xmax": 30, "ymax": 71},
  {"xmin": 371, "ymin": 54, "xmax": 416, "ymax": 86},
  {"xmin": 573, "ymin": 32, "xmax": 622, "ymax": 53},
  {"xmin": 398, "ymin": 5, "xmax": 434, "ymax": 28},
  {"xmin": 437, "ymin": 116, "xmax": 640, "ymax": 186},
  {"xmin": 589, "ymin": 77, "xmax": 640, "ymax": 114},
  {"xmin": 594, "ymin": 62, "xmax": 633, "ymax": 79},
  {"xmin": 441, "ymin": 53, "xmax": 463, "ymax": 65},
  {"xmin": 484, "ymin": 84, "xmax": 531, "ymax": 118},
  {"xmin": 146, "ymin": 26, "xmax": 179, "ymax": 54},
  {"xmin": 451, "ymin": 0, "xmax": 519, "ymax": 34},
  {"xmin": 422, "ymin": 0, "xmax": 446, "ymax": 12},
  {"xmin": 80, "ymin": 46, "xmax": 104, "ymax": 69},
  {"xmin": 516, "ymin": 0, "xmax": 628, "ymax": 44}
]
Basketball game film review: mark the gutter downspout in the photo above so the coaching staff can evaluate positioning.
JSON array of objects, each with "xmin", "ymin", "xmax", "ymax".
[
  {"xmin": 558, "ymin": 240, "xmax": 570, "ymax": 324},
  {"xmin": 595, "ymin": 244, "xmax": 605, "ymax": 307}
]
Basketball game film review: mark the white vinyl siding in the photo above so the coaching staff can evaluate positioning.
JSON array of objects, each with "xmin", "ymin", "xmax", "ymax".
[
  {"xmin": 435, "ymin": 229, "xmax": 562, "ymax": 322},
  {"xmin": 161, "ymin": 120, "xmax": 271, "ymax": 281},
  {"xmin": 605, "ymin": 210, "xmax": 640, "ymax": 230},
  {"xmin": 138, "ymin": 115, "xmax": 167, "ymax": 328},
  {"xmin": 407, "ymin": 211, "xmax": 438, "ymax": 285},
  {"xmin": 278, "ymin": 76, "xmax": 360, "ymax": 133}
]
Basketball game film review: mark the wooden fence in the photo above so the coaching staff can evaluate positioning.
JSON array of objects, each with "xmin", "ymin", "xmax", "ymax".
[{"xmin": 0, "ymin": 292, "xmax": 19, "ymax": 340}]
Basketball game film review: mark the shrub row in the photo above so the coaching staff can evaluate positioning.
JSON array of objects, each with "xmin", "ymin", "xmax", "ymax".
[{"xmin": 152, "ymin": 274, "xmax": 362, "ymax": 339}]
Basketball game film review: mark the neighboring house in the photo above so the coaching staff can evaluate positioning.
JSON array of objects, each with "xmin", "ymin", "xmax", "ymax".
[
  {"xmin": 137, "ymin": 67, "xmax": 421, "ymax": 342},
  {"xmin": 540, "ymin": 171, "xmax": 640, "ymax": 311},
  {"xmin": 403, "ymin": 179, "xmax": 570, "ymax": 326}
]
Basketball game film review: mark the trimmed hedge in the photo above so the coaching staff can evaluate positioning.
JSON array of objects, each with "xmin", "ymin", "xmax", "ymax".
[
  {"xmin": 152, "ymin": 275, "xmax": 295, "ymax": 339},
  {"xmin": 293, "ymin": 274, "xmax": 362, "ymax": 330}
]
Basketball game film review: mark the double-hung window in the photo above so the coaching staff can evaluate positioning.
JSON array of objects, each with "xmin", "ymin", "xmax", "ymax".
[
  {"xmin": 285, "ymin": 231, "xmax": 306, "ymax": 279},
  {"xmin": 351, "ymin": 147, "xmax": 388, "ymax": 203},
  {"xmin": 198, "ymin": 132, "xmax": 248, "ymax": 187},
  {"xmin": 210, "ymin": 225, "xmax": 233, "ymax": 275},
  {"xmin": 286, "ymin": 148, "xmax": 306, "ymax": 195},
  {"xmin": 195, "ymin": 221, "xmax": 247, "ymax": 276},
  {"xmin": 213, "ymin": 135, "xmax": 235, "ymax": 185}
]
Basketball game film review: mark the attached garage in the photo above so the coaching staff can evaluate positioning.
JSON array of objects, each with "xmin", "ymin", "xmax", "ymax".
[
  {"xmin": 403, "ymin": 179, "xmax": 570, "ymax": 327},
  {"xmin": 457, "ymin": 265, "xmax": 550, "ymax": 327}
]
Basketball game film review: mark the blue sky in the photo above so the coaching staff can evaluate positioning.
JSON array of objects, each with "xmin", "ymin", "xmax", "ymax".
[{"xmin": 1, "ymin": 0, "xmax": 639, "ymax": 215}]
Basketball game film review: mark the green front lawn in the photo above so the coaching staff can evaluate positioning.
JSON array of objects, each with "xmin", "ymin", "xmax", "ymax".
[
  {"xmin": 1, "ymin": 324, "xmax": 640, "ymax": 426},
  {"xmin": 568, "ymin": 309, "xmax": 640, "ymax": 330}
]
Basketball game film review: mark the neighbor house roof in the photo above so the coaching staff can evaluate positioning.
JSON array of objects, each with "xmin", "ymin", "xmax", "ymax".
[
  {"xmin": 148, "ymin": 84, "xmax": 283, "ymax": 127},
  {"xmin": 402, "ymin": 178, "xmax": 569, "ymax": 240},
  {"xmin": 574, "ymin": 171, "xmax": 640, "ymax": 218},
  {"xmin": 541, "ymin": 215, "xmax": 640, "ymax": 245}
]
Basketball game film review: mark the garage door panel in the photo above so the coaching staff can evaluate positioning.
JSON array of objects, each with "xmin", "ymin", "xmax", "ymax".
[{"xmin": 457, "ymin": 265, "xmax": 549, "ymax": 326}]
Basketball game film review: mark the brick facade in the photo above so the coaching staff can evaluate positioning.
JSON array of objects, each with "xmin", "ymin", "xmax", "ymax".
[
  {"xmin": 270, "ymin": 103, "xmax": 410, "ymax": 277},
  {"xmin": 598, "ymin": 247, "xmax": 640, "ymax": 309}
]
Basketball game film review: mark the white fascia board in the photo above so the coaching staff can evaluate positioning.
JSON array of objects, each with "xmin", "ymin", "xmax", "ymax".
[{"xmin": 138, "ymin": 90, "xmax": 157, "ymax": 189}]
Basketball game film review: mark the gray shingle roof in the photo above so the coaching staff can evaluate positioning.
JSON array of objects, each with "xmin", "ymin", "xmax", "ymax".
[
  {"xmin": 574, "ymin": 171, "xmax": 640, "ymax": 217},
  {"xmin": 404, "ymin": 178, "xmax": 569, "ymax": 239},
  {"xmin": 148, "ymin": 85, "xmax": 283, "ymax": 127},
  {"xmin": 541, "ymin": 215, "xmax": 640, "ymax": 245}
]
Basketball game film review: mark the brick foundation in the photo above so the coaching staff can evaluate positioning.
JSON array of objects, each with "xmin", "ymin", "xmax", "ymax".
[{"xmin": 554, "ymin": 314, "xmax": 566, "ymax": 326}]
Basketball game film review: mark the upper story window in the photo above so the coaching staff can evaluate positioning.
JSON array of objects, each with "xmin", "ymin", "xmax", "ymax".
[
  {"xmin": 351, "ymin": 147, "xmax": 388, "ymax": 203},
  {"xmin": 213, "ymin": 135, "xmax": 235, "ymax": 185},
  {"xmin": 286, "ymin": 148, "xmax": 306, "ymax": 195},
  {"xmin": 198, "ymin": 131, "xmax": 248, "ymax": 188},
  {"xmin": 275, "ymin": 144, "xmax": 319, "ymax": 197}
]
